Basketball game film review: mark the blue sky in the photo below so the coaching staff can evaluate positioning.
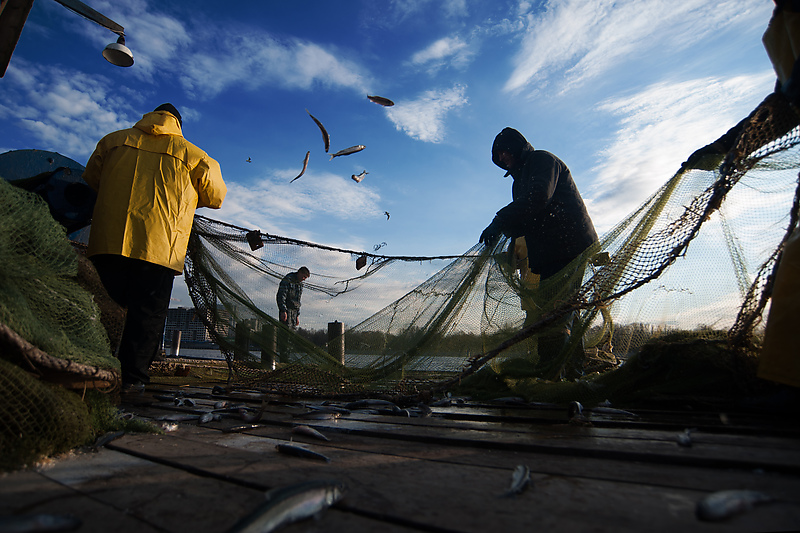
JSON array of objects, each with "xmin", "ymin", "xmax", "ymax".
[{"xmin": 0, "ymin": 0, "xmax": 779, "ymax": 315}]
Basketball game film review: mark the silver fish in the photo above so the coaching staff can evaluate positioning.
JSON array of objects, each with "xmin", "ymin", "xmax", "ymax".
[
  {"xmin": 239, "ymin": 407, "xmax": 264, "ymax": 423},
  {"xmin": 329, "ymin": 145, "xmax": 365, "ymax": 160},
  {"xmin": 214, "ymin": 400, "xmax": 229, "ymax": 409},
  {"xmin": 223, "ymin": 424, "xmax": 261, "ymax": 434},
  {"xmin": 227, "ymin": 479, "xmax": 346, "ymax": 533},
  {"xmin": 695, "ymin": 490, "xmax": 773, "ymax": 521},
  {"xmin": 502, "ymin": 465, "xmax": 531, "ymax": 497},
  {"xmin": 292, "ymin": 425, "xmax": 329, "ymax": 441},
  {"xmin": 159, "ymin": 414, "xmax": 200, "ymax": 422},
  {"xmin": 92, "ymin": 430, "xmax": 125, "ymax": 450},
  {"xmin": 309, "ymin": 404, "xmax": 351, "ymax": 415},
  {"xmin": 590, "ymin": 406, "xmax": 638, "ymax": 417},
  {"xmin": 367, "ymin": 95, "xmax": 395, "ymax": 107},
  {"xmin": 567, "ymin": 401, "xmax": 583, "ymax": 418},
  {"xmin": 0, "ymin": 513, "xmax": 82, "ymax": 532},
  {"xmin": 275, "ymin": 443, "xmax": 331, "ymax": 462},
  {"xmin": 676, "ymin": 428, "xmax": 695, "ymax": 447},
  {"xmin": 344, "ymin": 399, "xmax": 401, "ymax": 412},
  {"xmin": 306, "ymin": 109, "xmax": 330, "ymax": 153},
  {"xmin": 290, "ymin": 151, "xmax": 310, "ymax": 183},
  {"xmin": 199, "ymin": 412, "xmax": 215, "ymax": 424},
  {"xmin": 351, "ymin": 170, "xmax": 368, "ymax": 183},
  {"xmin": 293, "ymin": 411, "xmax": 340, "ymax": 421},
  {"xmin": 174, "ymin": 398, "xmax": 195, "ymax": 407},
  {"xmin": 416, "ymin": 403, "xmax": 432, "ymax": 417}
]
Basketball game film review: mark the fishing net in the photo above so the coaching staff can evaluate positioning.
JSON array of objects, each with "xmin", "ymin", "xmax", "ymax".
[
  {"xmin": 0, "ymin": 92, "xmax": 797, "ymax": 471},
  {"xmin": 179, "ymin": 92, "xmax": 800, "ymax": 405},
  {"xmin": 0, "ymin": 177, "xmax": 136, "ymax": 471}
]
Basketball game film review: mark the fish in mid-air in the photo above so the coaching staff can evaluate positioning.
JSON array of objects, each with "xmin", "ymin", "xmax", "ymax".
[
  {"xmin": 290, "ymin": 151, "xmax": 311, "ymax": 183},
  {"xmin": 227, "ymin": 480, "xmax": 346, "ymax": 533},
  {"xmin": 367, "ymin": 95, "xmax": 395, "ymax": 107},
  {"xmin": 329, "ymin": 145, "xmax": 365, "ymax": 160},
  {"xmin": 246, "ymin": 157, "xmax": 251, "ymax": 163},
  {"xmin": 384, "ymin": 211, "xmax": 390, "ymax": 220},
  {"xmin": 306, "ymin": 109, "xmax": 330, "ymax": 153},
  {"xmin": 351, "ymin": 170, "xmax": 368, "ymax": 183}
]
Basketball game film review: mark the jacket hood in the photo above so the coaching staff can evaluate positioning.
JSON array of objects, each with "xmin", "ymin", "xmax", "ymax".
[
  {"xmin": 492, "ymin": 127, "xmax": 534, "ymax": 176},
  {"xmin": 133, "ymin": 111, "xmax": 183, "ymax": 137}
]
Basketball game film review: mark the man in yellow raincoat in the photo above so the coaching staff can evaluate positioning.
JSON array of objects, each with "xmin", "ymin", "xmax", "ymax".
[{"xmin": 83, "ymin": 103, "xmax": 227, "ymax": 391}]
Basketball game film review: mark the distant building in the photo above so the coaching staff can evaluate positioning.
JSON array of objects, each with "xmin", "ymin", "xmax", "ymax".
[
  {"xmin": 164, "ymin": 307, "xmax": 210, "ymax": 345},
  {"xmin": 163, "ymin": 306, "xmax": 234, "ymax": 346}
]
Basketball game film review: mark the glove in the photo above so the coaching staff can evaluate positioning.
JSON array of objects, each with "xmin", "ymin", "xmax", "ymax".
[{"xmin": 479, "ymin": 218, "xmax": 503, "ymax": 245}]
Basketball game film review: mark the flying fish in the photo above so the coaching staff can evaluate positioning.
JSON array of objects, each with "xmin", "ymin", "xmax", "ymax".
[
  {"xmin": 329, "ymin": 145, "xmax": 365, "ymax": 160},
  {"xmin": 290, "ymin": 151, "xmax": 311, "ymax": 183},
  {"xmin": 367, "ymin": 95, "xmax": 395, "ymax": 107},
  {"xmin": 351, "ymin": 170, "xmax": 368, "ymax": 183},
  {"xmin": 306, "ymin": 109, "xmax": 330, "ymax": 152}
]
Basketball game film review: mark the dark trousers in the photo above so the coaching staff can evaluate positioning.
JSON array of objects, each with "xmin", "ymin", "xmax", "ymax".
[{"xmin": 90, "ymin": 254, "xmax": 175, "ymax": 385}]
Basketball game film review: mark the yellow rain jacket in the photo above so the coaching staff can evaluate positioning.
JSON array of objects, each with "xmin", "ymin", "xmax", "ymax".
[{"xmin": 83, "ymin": 110, "xmax": 226, "ymax": 272}]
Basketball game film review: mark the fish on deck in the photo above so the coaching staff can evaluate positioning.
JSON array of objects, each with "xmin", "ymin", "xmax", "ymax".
[
  {"xmin": 276, "ymin": 443, "xmax": 331, "ymax": 463},
  {"xmin": 227, "ymin": 479, "xmax": 346, "ymax": 533}
]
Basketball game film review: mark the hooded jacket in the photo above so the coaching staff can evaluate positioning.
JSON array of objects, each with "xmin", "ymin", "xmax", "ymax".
[
  {"xmin": 84, "ymin": 110, "xmax": 227, "ymax": 272},
  {"xmin": 491, "ymin": 127, "xmax": 597, "ymax": 278}
]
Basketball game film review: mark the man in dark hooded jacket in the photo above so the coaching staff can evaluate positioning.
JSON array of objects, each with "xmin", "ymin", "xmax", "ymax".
[
  {"xmin": 480, "ymin": 127, "xmax": 597, "ymax": 371},
  {"xmin": 480, "ymin": 127, "xmax": 597, "ymax": 277}
]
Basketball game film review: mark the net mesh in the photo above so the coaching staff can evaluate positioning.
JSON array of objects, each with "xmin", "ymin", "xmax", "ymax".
[
  {"xmin": 1, "ymin": 92, "xmax": 798, "ymax": 471},
  {"xmin": 181, "ymin": 92, "xmax": 800, "ymax": 403}
]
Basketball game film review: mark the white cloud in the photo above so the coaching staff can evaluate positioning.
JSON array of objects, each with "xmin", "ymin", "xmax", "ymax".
[
  {"xmin": 385, "ymin": 85, "xmax": 468, "ymax": 142},
  {"xmin": 504, "ymin": 0, "xmax": 770, "ymax": 94},
  {"xmin": 77, "ymin": 1, "xmax": 372, "ymax": 99},
  {"xmin": 409, "ymin": 36, "xmax": 474, "ymax": 72},
  {"xmin": 216, "ymin": 170, "xmax": 383, "ymax": 237},
  {"xmin": 586, "ymin": 71, "xmax": 775, "ymax": 232},
  {"xmin": 178, "ymin": 36, "xmax": 371, "ymax": 100},
  {"xmin": 389, "ymin": 0, "xmax": 468, "ymax": 21},
  {"xmin": 0, "ymin": 60, "xmax": 138, "ymax": 157}
]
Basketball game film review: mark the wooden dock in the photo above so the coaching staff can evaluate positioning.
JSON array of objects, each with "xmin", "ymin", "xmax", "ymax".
[{"xmin": 2, "ymin": 383, "xmax": 799, "ymax": 532}]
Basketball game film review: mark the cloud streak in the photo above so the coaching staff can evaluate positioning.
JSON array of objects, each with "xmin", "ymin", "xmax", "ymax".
[
  {"xmin": 385, "ymin": 85, "xmax": 469, "ymax": 142},
  {"xmin": 216, "ymin": 170, "xmax": 383, "ymax": 238},
  {"xmin": 408, "ymin": 36, "xmax": 474, "ymax": 73},
  {"xmin": 585, "ymin": 71, "xmax": 775, "ymax": 232},
  {"xmin": 504, "ymin": 0, "xmax": 769, "ymax": 95}
]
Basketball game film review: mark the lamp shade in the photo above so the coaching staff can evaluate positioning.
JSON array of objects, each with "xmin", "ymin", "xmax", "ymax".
[{"xmin": 102, "ymin": 35, "xmax": 133, "ymax": 67}]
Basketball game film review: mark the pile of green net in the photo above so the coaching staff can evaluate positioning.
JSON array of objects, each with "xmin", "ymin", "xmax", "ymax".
[{"xmin": 0, "ymin": 178, "xmax": 152, "ymax": 471}]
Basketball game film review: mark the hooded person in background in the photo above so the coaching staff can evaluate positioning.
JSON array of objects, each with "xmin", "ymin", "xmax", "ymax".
[
  {"xmin": 83, "ymin": 103, "xmax": 227, "ymax": 392},
  {"xmin": 480, "ymin": 127, "xmax": 597, "ymax": 372}
]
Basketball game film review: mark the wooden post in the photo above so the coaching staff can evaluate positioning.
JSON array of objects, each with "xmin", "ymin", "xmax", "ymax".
[
  {"xmin": 259, "ymin": 324, "xmax": 278, "ymax": 370},
  {"xmin": 234, "ymin": 321, "xmax": 250, "ymax": 361},
  {"xmin": 170, "ymin": 330, "xmax": 182, "ymax": 357},
  {"xmin": 327, "ymin": 321, "xmax": 345, "ymax": 365}
]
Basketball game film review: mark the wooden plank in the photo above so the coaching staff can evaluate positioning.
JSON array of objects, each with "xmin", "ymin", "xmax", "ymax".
[
  {"xmin": 0, "ymin": 449, "xmax": 421, "ymax": 533},
  {"xmin": 123, "ymin": 400, "xmax": 800, "ymax": 475},
  {"xmin": 106, "ymin": 428, "xmax": 800, "ymax": 533}
]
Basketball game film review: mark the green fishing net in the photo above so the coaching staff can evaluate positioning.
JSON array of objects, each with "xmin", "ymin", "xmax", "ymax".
[{"xmin": 181, "ymin": 93, "xmax": 799, "ymax": 404}]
